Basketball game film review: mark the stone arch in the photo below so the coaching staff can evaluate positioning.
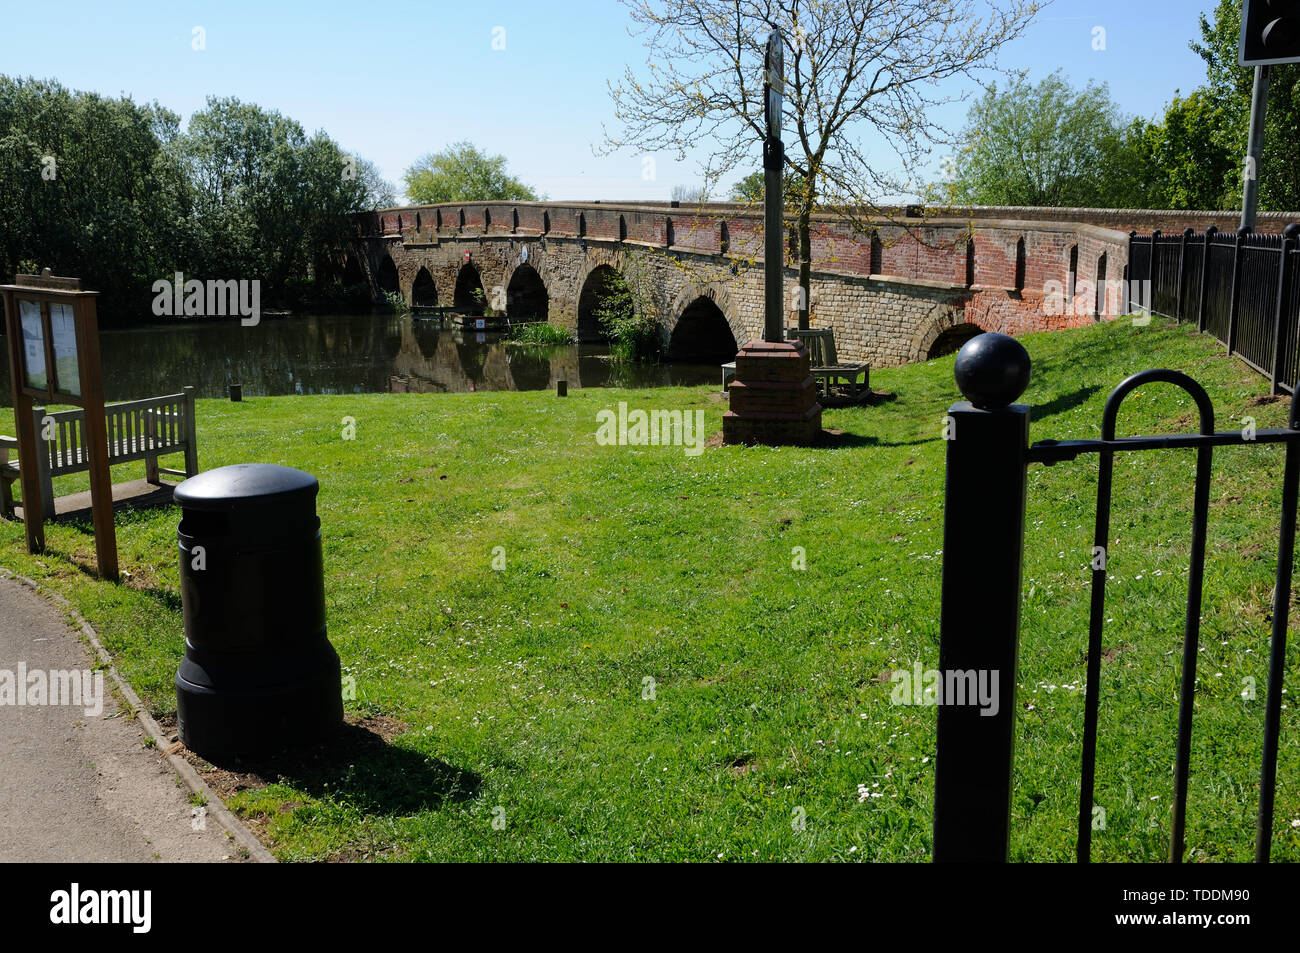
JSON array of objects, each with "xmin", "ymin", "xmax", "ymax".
[
  {"xmin": 927, "ymin": 323, "xmax": 984, "ymax": 359},
  {"xmin": 910, "ymin": 304, "xmax": 986, "ymax": 363},
  {"xmin": 376, "ymin": 255, "xmax": 400, "ymax": 294},
  {"xmin": 577, "ymin": 264, "xmax": 628, "ymax": 343},
  {"xmin": 505, "ymin": 263, "xmax": 549, "ymax": 321},
  {"xmin": 667, "ymin": 282, "xmax": 744, "ymax": 353},
  {"xmin": 667, "ymin": 295, "xmax": 738, "ymax": 362},
  {"xmin": 412, "ymin": 266, "xmax": 438, "ymax": 307},
  {"xmin": 454, "ymin": 262, "xmax": 486, "ymax": 314}
]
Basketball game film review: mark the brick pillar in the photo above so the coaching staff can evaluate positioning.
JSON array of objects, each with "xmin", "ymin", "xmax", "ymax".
[{"xmin": 722, "ymin": 339, "xmax": 823, "ymax": 446}]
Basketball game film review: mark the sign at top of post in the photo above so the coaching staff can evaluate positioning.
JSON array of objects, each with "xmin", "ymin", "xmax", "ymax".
[{"xmin": 764, "ymin": 27, "xmax": 784, "ymax": 140}]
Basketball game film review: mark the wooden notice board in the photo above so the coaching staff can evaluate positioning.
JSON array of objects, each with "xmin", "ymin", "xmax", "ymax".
[{"xmin": 2, "ymin": 270, "xmax": 118, "ymax": 581}]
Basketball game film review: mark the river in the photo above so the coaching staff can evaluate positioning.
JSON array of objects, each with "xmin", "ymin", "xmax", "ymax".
[{"xmin": 0, "ymin": 313, "xmax": 723, "ymax": 407}]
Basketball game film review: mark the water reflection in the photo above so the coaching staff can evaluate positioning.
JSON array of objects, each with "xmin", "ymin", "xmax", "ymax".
[{"xmin": 0, "ymin": 313, "xmax": 722, "ymax": 406}]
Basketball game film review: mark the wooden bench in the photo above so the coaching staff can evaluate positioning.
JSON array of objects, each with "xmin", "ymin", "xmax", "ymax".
[
  {"xmin": 1, "ymin": 387, "xmax": 198, "ymax": 520},
  {"xmin": 790, "ymin": 328, "xmax": 870, "ymax": 400}
]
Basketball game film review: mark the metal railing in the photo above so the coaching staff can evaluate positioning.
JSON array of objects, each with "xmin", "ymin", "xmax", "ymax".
[
  {"xmin": 1129, "ymin": 225, "xmax": 1300, "ymax": 394},
  {"xmin": 932, "ymin": 334, "xmax": 1296, "ymax": 863}
]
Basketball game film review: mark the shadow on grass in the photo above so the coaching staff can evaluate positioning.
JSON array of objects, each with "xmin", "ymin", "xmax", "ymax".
[
  {"xmin": 197, "ymin": 720, "xmax": 481, "ymax": 816},
  {"xmin": 1030, "ymin": 385, "xmax": 1102, "ymax": 423}
]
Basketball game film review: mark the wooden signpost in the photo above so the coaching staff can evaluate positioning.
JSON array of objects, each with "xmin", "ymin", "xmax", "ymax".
[{"xmin": 2, "ymin": 270, "xmax": 118, "ymax": 581}]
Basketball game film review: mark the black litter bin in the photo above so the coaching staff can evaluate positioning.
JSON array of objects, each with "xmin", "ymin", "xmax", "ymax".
[{"xmin": 174, "ymin": 463, "xmax": 343, "ymax": 760}]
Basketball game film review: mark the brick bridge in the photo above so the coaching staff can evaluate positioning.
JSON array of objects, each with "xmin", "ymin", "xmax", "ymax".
[{"xmin": 344, "ymin": 202, "xmax": 1298, "ymax": 368}]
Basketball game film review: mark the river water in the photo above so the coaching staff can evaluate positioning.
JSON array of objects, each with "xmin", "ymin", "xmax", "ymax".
[{"xmin": 0, "ymin": 313, "xmax": 722, "ymax": 407}]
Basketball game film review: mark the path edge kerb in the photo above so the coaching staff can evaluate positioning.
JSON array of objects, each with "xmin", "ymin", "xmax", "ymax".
[{"xmin": 0, "ymin": 567, "xmax": 277, "ymax": 864}]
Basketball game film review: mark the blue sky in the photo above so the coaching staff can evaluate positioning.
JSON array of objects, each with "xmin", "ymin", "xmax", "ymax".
[{"xmin": 3, "ymin": 1, "xmax": 1225, "ymax": 204}]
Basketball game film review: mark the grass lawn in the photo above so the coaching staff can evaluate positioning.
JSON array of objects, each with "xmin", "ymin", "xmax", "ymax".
[{"xmin": 3, "ymin": 314, "xmax": 1299, "ymax": 862}]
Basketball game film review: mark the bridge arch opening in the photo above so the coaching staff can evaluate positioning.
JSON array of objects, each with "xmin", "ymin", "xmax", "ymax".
[
  {"xmin": 412, "ymin": 267, "xmax": 438, "ymax": 307},
  {"xmin": 376, "ymin": 256, "xmax": 399, "ymax": 294},
  {"xmin": 506, "ymin": 264, "xmax": 549, "ymax": 321},
  {"xmin": 928, "ymin": 323, "xmax": 983, "ymax": 360},
  {"xmin": 455, "ymin": 263, "xmax": 486, "ymax": 314},
  {"xmin": 577, "ymin": 265, "xmax": 630, "ymax": 343},
  {"xmin": 668, "ymin": 296, "xmax": 737, "ymax": 363}
]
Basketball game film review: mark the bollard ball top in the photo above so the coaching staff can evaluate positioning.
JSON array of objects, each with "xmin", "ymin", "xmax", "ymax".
[{"xmin": 953, "ymin": 332, "xmax": 1031, "ymax": 410}]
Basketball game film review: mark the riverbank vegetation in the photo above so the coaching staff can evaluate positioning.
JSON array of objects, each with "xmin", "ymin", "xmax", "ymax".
[
  {"xmin": 508, "ymin": 322, "xmax": 574, "ymax": 346},
  {"xmin": 0, "ymin": 77, "xmax": 394, "ymax": 324},
  {"xmin": 2, "ymin": 315, "xmax": 1298, "ymax": 861}
]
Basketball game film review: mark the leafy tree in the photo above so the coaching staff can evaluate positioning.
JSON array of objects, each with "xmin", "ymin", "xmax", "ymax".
[
  {"xmin": 403, "ymin": 141, "xmax": 539, "ymax": 205},
  {"xmin": 603, "ymin": 0, "xmax": 1041, "ymax": 330},
  {"xmin": 174, "ymin": 96, "xmax": 388, "ymax": 305},
  {"xmin": 1141, "ymin": 89, "xmax": 1238, "ymax": 210},
  {"xmin": 0, "ymin": 81, "xmax": 391, "ymax": 319},
  {"xmin": 1189, "ymin": 0, "xmax": 1300, "ymax": 212},
  {"xmin": 0, "ymin": 76, "xmax": 192, "ymax": 323},
  {"xmin": 944, "ymin": 71, "xmax": 1145, "ymax": 208},
  {"xmin": 728, "ymin": 169, "xmax": 808, "ymax": 207}
]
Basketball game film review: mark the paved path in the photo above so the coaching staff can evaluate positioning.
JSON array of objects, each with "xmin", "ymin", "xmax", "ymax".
[{"xmin": 0, "ymin": 576, "xmax": 237, "ymax": 862}]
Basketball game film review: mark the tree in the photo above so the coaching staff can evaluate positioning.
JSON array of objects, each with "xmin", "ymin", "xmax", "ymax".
[
  {"xmin": 943, "ymin": 72, "xmax": 1148, "ymax": 208},
  {"xmin": 1141, "ymin": 90, "xmax": 1238, "ymax": 210},
  {"xmin": 174, "ymin": 97, "xmax": 384, "ymax": 304},
  {"xmin": 1189, "ymin": 0, "xmax": 1300, "ymax": 212},
  {"xmin": 0, "ymin": 76, "xmax": 193, "ymax": 323},
  {"xmin": 403, "ymin": 141, "xmax": 540, "ymax": 205},
  {"xmin": 728, "ymin": 169, "xmax": 807, "ymax": 206},
  {"xmin": 603, "ymin": 0, "xmax": 1041, "ymax": 330},
  {"xmin": 671, "ymin": 183, "xmax": 707, "ymax": 202}
]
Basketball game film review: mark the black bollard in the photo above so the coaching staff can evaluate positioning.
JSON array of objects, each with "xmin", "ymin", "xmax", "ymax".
[{"xmin": 174, "ymin": 464, "xmax": 342, "ymax": 761}]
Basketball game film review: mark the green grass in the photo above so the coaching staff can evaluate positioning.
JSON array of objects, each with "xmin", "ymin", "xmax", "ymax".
[{"xmin": 3, "ymin": 314, "xmax": 1299, "ymax": 862}]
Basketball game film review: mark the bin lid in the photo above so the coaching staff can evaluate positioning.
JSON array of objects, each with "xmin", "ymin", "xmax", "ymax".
[{"xmin": 175, "ymin": 463, "xmax": 318, "ymax": 512}]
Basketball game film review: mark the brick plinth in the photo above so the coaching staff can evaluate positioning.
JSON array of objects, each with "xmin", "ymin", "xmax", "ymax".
[{"xmin": 722, "ymin": 340, "xmax": 823, "ymax": 446}]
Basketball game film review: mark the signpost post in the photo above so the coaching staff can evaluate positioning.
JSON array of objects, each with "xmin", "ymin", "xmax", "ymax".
[
  {"xmin": 763, "ymin": 28, "xmax": 785, "ymax": 344},
  {"xmin": 721, "ymin": 27, "xmax": 822, "ymax": 446},
  {"xmin": 1, "ymin": 271, "xmax": 118, "ymax": 581}
]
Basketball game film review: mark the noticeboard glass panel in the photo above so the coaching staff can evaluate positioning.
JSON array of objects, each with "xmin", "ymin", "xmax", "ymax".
[
  {"xmin": 50, "ymin": 302, "xmax": 80, "ymax": 397},
  {"xmin": 19, "ymin": 299, "xmax": 48, "ymax": 392}
]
